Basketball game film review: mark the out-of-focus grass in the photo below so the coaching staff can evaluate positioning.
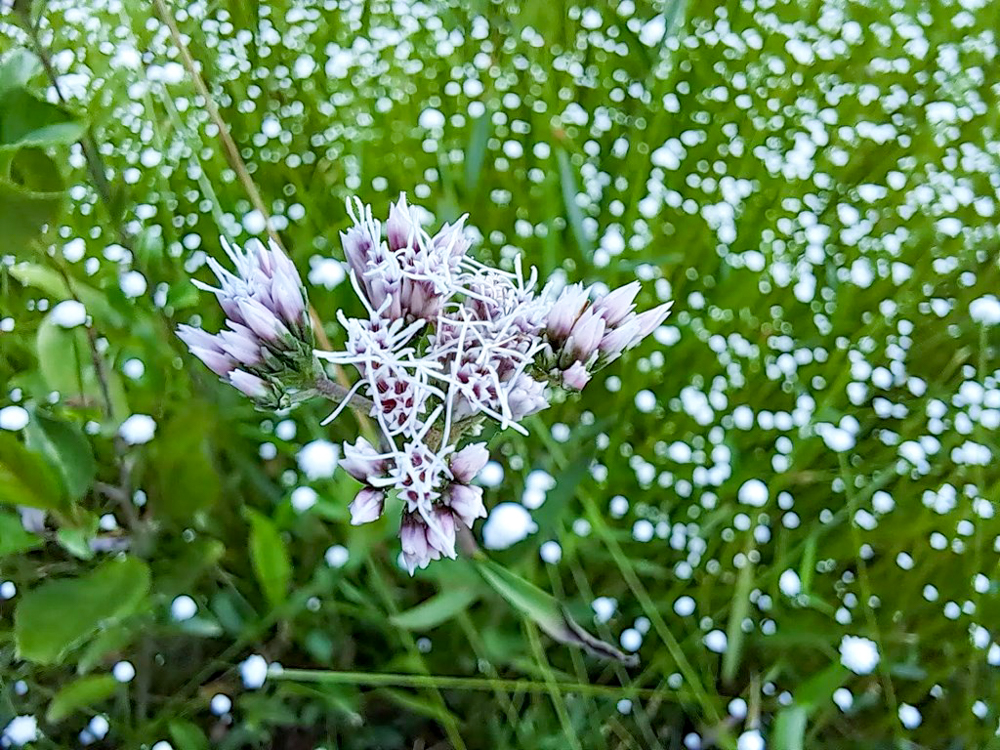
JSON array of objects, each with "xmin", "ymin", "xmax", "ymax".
[{"xmin": 1, "ymin": 0, "xmax": 1000, "ymax": 748}]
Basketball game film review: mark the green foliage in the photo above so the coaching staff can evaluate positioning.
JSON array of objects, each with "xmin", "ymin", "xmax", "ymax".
[
  {"xmin": 1, "ymin": 0, "xmax": 999, "ymax": 748},
  {"xmin": 0, "ymin": 49, "xmax": 84, "ymax": 246},
  {"xmin": 14, "ymin": 557, "xmax": 150, "ymax": 664}
]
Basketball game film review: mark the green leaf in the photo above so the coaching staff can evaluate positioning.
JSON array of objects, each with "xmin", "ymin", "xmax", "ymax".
[
  {"xmin": 0, "ymin": 511, "xmax": 42, "ymax": 557},
  {"xmin": 0, "ymin": 177, "xmax": 63, "ymax": 247},
  {"xmin": 24, "ymin": 412, "xmax": 96, "ymax": 501},
  {"xmin": 0, "ymin": 88, "xmax": 86, "ymax": 148},
  {"xmin": 532, "ymin": 445, "xmax": 595, "ymax": 533},
  {"xmin": 556, "ymin": 147, "xmax": 594, "ymax": 259},
  {"xmin": 7, "ymin": 147, "xmax": 63, "ymax": 192},
  {"xmin": 33, "ymin": 313, "xmax": 129, "ymax": 417},
  {"xmin": 247, "ymin": 510, "xmax": 291, "ymax": 608},
  {"xmin": 14, "ymin": 556, "xmax": 151, "ymax": 665},
  {"xmin": 0, "ymin": 432, "xmax": 67, "ymax": 512},
  {"xmin": 148, "ymin": 411, "xmax": 221, "ymax": 521},
  {"xmin": 463, "ymin": 113, "xmax": 490, "ymax": 194},
  {"xmin": 474, "ymin": 557, "xmax": 637, "ymax": 666},
  {"xmin": 773, "ymin": 706, "xmax": 808, "ymax": 750},
  {"xmin": 168, "ymin": 719, "xmax": 210, "ymax": 750},
  {"xmin": 390, "ymin": 587, "xmax": 480, "ymax": 631},
  {"xmin": 46, "ymin": 675, "xmax": 118, "ymax": 723},
  {"xmin": 14, "ymin": 263, "xmax": 125, "ymax": 328},
  {"xmin": 0, "ymin": 49, "xmax": 43, "ymax": 99}
]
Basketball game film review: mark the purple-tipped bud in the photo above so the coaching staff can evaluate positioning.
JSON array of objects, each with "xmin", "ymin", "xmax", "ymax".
[
  {"xmin": 446, "ymin": 483, "xmax": 487, "ymax": 528},
  {"xmin": 386, "ymin": 194, "xmax": 417, "ymax": 252},
  {"xmin": 546, "ymin": 283, "xmax": 590, "ymax": 342},
  {"xmin": 507, "ymin": 374, "xmax": 548, "ymax": 421},
  {"xmin": 177, "ymin": 323, "xmax": 221, "ymax": 352},
  {"xmin": 229, "ymin": 370, "xmax": 269, "ymax": 399},
  {"xmin": 433, "ymin": 217, "xmax": 471, "ymax": 260},
  {"xmin": 237, "ymin": 298, "xmax": 291, "ymax": 343},
  {"xmin": 401, "ymin": 514, "xmax": 433, "ymax": 574},
  {"xmin": 190, "ymin": 346, "xmax": 237, "ymax": 377},
  {"xmin": 271, "ymin": 271, "xmax": 307, "ymax": 329},
  {"xmin": 593, "ymin": 281, "xmax": 641, "ymax": 327},
  {"xmin": 564, "ymin": 310, "xmax": 606, "ymax": 365},
  {"xmin": 217, "ymin": 327, "xmax": 263, "ymax": 367},
  {"xmin": 341, "ymin": 226, "xmax": 373, "ymax": 283},
  {"xmin": 426, "ymin": 506, "xmax": 458, "ymax": 559},
  {"xmin": 562, "ymin": 360, "xmax": 592, "ymax": 390},
  {"xmin": 449, "ymin": 442, "xmax": 490, "ymax": 483},
  {"xmin": 598, "ymin": 318, "xmax": 642, "ymax": 361},
  {"xmin": 340, "ymin": 437, "xmax": 388, "ymax": 483},
  {"xmin": 631, "ymin": 301, "xmax": 673, "ymax": 341},
  {"xmin": 348, "ymin": 487, "xmax": 385, "ymax": 525}
]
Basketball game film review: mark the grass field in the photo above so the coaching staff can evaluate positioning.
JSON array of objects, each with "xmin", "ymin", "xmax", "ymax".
[{"xmin": 2, "ymin": 0, "xmax": 1000, "ymax": 747}]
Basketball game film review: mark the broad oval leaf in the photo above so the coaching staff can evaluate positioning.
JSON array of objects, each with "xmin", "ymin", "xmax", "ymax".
[
  {"xmin": 24, "ymin": 412, "xmax": 96, "ymax": 501},
  {"xmin": 14, "ymin": 556, "xmax": 151, "ymax": 665},
  {"xmin": 0, "ymin": 432, "xmax": 67, "ymax": 512}
]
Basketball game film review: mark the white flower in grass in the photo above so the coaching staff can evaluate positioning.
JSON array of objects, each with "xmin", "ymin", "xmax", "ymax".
[{"xmin": 839, "ymin": 635, "xmax": 880, "ymax": 674}]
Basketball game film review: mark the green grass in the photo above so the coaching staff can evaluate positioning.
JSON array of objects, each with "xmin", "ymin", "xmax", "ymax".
[{"xmin": 2, "ymin": 0, "xmax": 1000, "ymax": 748}]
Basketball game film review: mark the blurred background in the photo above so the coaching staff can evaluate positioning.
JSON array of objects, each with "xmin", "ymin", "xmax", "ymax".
[{"xmin": 1, "ymin": 0, "xmax": 999, "ymax": 747}]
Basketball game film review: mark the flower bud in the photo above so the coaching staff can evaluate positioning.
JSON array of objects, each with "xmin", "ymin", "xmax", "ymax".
[
  {"xmin": 592, "ymin": 281, "xmax": 641, "ymax": 327},
  {"xmin": 546, "ymin": 283, "xmax": 590, "ymax": 342},
  {"xmin": 449, "ymin": 442, "xmax": 489, "ymax": 483},
  {"xmin": 632, "ymin": 302, "xmax": 673, "ymax": 341},
  {"xmin": 400, "ymin": 514, "xmax": 432, "ymax": 573},
  {"xmin": 426, "ymin": 506, "xmax": 458, "ymax": 559},
  {"xmin": 348, "ymin": 487, "xmax": 385, "ymax": 525},
  {"xmin": 446, "ymin": 483, "xmax": 487, "ymax": 528},
  {"xmin": 563, "ymin": 310, "xmax": 605, "ymax": 366},
  {"xmin": 386, "ymin": 193, "xmax": 417, "ymax": 252},
  {"xmin": 237, "ymin": 298, "xmax": 291, "ymax": 343},
  {"xmin": 189, "ymin": 346, "xmax": 236, "ymax": 377},
  {"xmin": 229, "ymin": 370, "xmax": 269, "ymax": 399},
  {"xmin": 507, "ymin": 374, "xmax": 548, "ymax": 420},
  {"xmin": 561, "ymin": 360, "xmax": 591, "ymax": 390},
  {"xmin": 598, "ymin": 318, "xmax": 642, "ymax": 362},
  {"xmin": 217, "ymin": 325, "xmax": 263, "ymax": 366},
  {"xmin": 340, "ymin": 437, "xmax": 388, "ymax": 483}
]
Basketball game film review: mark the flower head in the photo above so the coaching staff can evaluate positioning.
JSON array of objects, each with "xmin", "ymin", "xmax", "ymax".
[{"xmin": 177, "ymin": 237, "xmax": 315, "ymax": 408}]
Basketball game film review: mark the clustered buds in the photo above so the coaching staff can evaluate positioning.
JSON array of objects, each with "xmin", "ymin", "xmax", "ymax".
[
  {"xmin": 176, "ymin": 238, "xmax": 315, "ymax": 408},
  {"xmin": 178, "ymin": 195, "xmax": 671, "ymax": 574},
  {"xmin": 544, "ymin": 280, "xmax": 673, "ymax": 388}
]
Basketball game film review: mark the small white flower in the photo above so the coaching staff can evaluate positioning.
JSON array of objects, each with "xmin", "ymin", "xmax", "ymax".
[
  {"xmin": 3, "ymin": 715, "xmax": 38, "ymax": 747},
  {"xmin": 240, "ymin": 654, "xmax": 269, "ymax": 689},
  {"xmin": 482, "ymin": 503, "xmax": 538, "ymax": 549},
  {"xmin": 839, "ymin": 635, "xmax": 880, "ymax": 674},
  {"xmin": 297, "ymin": 440, "xmax": 339, "ymax": 480},
  {"xmin": 119, "ymin": 414, "xmax": 156, "ymax": 445},
  {"xmin": 0, "ymin": 405, "xmax": 29, "ymax": 431}
]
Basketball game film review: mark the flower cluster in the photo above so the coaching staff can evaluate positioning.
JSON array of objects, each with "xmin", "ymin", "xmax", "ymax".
[
  {"xmin": 178, "ymin": 195, "xmax": 671, "ymax": 573},
  {"xmin": 176, "ymin": 238, "xmax": 315, "ymax": 408}
]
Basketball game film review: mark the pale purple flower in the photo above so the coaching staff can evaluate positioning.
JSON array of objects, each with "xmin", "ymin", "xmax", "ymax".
[
  {"xmin": 445, "ymin": 482, "xmax": 487, "ymax": 528},
  {"xmin": 592, "ymin": 280, "xmax": 641, "ymax": 327},
  {"xmin": 340, "ymin": 437, "xmax": 391, "ymax": 484},
  {"xmin": 562, "ymin": 360, "xmax": 591, "ymax": 390},
  {"xmin": 546, "ymin": 283, "xmax": 590, "ymax": 341},
  {"xmin": 449, "ymin": 442, "xmax": 489, "ymax": 483},
  {"xmin": 205, "ymin": 195, "xmax": 677, "ymax": 573},
  {"xmin": 229, "ymin": 370, "xmax": 268, "ymax": 399},
  {"xmin": 349, "ymin": 488, "xmax": 386, "ymax": 525}
]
